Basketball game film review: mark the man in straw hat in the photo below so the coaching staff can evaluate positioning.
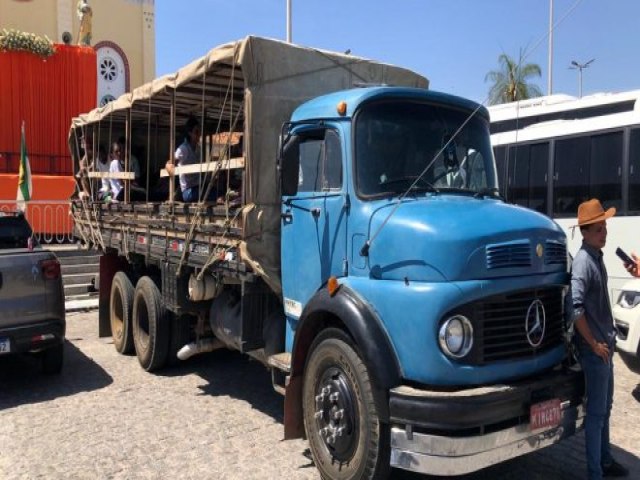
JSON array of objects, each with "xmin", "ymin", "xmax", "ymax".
[{"xmin": 571, "ymin": 198, "xmax": 628, "ymax": 479}]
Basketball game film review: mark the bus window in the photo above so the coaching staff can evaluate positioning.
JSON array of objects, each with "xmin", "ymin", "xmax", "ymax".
[
  {"xmin": 554, "ymin": 136, "xmax": 589, "ymax": 216},
  {"xmin": 529, "ymin": 143, "xmax": 549, "ymax": 214},
  {"xmin": 590, "ymin": 132, "xmax": 622, "ymax": 212},
  {"xmin": 506, "ymin": 142, "xmax": 548, "ymax": 214},
  {"xmin": 629, "ymin": 129, "xmax": 640, "ymax": 212},
  {"xmin": 507, "ymin": 145, "xmax": 529, "ymax": 208},
  {"xmin": 493, "ymin": 146, "xmax": 507, "ymax": 196}
]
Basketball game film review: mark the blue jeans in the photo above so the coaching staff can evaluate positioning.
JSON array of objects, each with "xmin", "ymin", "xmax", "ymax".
[
  {"xmin": 579, "ymin": 344, "xmax": 614, "ymax": 480},
  {"xmin": 181, "ymin": 186, "xmax": 199, "ymax": 203}
]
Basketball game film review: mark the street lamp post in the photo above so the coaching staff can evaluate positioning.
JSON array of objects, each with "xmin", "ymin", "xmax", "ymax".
[
  {"xmin": 548, "ymin": 0, "xmax": 554, "ymax": 95},
  {"xmin": 286, "ymin": 0, "xmax": 292, "ymax": 43},
  {"xmin": 569, "ymin": 58, "xmax": 595, "ymax": 98}
]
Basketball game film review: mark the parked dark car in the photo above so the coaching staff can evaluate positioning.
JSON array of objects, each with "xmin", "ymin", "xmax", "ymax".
[{"xmin": 0, "ymin": 212, "xmax": 65, "ymax": 373}]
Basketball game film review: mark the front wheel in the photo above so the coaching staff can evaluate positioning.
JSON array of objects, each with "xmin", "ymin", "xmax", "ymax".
[{"xmin": 303, "ymin": 329, "xmax": 390, "ymax": 480}]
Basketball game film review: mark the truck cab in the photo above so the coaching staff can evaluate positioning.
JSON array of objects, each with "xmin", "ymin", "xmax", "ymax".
[{"xmin": 278, "ymin": 88, "xmax": 584, "ymax": 478}]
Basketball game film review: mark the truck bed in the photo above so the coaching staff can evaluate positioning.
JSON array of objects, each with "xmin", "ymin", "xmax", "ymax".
[{"xmin": 71, "ymin": 200, "xmax": 256, "ymax": 281}]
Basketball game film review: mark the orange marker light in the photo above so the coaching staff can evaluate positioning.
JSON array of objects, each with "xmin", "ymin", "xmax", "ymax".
[
  {"xmin": 327, "ymin": 276, "xmax": 340, "ymax": 297},
  {"xmin": 337, "ymin": 101, "xmax": 347, "ymax": 116}
]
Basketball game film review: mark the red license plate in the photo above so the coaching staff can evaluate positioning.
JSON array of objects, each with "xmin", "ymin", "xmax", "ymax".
[{"xmin": 530, "ymin": 398, "xmax": 562, "ymax": 431}]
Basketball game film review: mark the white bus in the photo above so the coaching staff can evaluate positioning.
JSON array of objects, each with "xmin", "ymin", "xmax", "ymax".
[{"xmin": 489, "ymin": 90, "xmax": 640, "ymax": 305}]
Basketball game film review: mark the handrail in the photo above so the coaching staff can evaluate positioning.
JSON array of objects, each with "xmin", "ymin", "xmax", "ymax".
[{"xmin": 0, "ymin": 200, "xmax": 74, "ymax": 244}]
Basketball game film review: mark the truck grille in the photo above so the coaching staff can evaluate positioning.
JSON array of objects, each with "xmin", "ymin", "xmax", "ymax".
[
  {"xmin": 545, "ymin": 240, "xmax": 567, "ymax": 267},
  {"xmin": 478, "ymin": 287, "xmax": 564, "ymax": 363},
  {"xmin": 486, "ymin": 241, "xmax": 531, "ymax": 269}
]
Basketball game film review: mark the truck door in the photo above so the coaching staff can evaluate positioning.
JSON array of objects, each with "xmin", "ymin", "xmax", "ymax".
[{"xmin": 281, "ymin": 127, "xmax": 347, "ymax": 326}]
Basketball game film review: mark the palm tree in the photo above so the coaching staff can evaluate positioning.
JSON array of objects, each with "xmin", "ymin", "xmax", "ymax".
[{"xmin": 485, "ymin": 51, "xmax": 543, "ymax": 105}]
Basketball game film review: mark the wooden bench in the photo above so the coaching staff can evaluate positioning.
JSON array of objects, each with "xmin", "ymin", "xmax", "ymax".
[{"xmin": 160, "ymin": 157, "xmax": 245, "ymax": 177}]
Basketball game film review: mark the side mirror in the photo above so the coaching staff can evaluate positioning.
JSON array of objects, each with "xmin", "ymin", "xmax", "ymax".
[{"xmin": 279, "ymin": 135, "xmax": 300, "ymax": 197}]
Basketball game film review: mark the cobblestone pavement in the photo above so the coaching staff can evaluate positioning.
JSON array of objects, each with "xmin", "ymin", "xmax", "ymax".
[{"xmin": 1, "ymin": 311, "xmax": 639, "ymax": 480}]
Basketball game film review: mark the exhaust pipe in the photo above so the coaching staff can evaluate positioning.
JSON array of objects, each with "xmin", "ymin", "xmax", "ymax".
[{"xmin": 177, "ymin": 338, "xmax": 225, "ymax": 361}]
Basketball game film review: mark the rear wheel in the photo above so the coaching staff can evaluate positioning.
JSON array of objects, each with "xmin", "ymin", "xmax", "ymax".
[
  {"xmin": 303, "ymin": 328, "xmax": 390, "ymax": 480},
  {"xmin": 110, "ymin": 271, "xmax": 135, "ymax": 354},
  {"xmin": 41, "ymin": 343, "xmax": 64, "ymax": 374},
  {"xmin": 132, "ymin": 276, "xmax": 169, "ymax": 371}
]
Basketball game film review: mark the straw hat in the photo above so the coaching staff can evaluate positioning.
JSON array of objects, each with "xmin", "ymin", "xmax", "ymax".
[{"xmin": 575, "ymin": 198, "xmax": 616, "ymax": 227}]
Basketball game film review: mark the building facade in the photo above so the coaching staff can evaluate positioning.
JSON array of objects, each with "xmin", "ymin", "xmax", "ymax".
[{"xmin": 0, "ymin": 0, "xmax": 156, "ymax": 106}]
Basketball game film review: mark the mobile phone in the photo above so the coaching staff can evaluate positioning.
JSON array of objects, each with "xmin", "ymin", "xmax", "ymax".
[{"xmin": 615, "ymin": 247, "xmax": 634, "ymax": 266}]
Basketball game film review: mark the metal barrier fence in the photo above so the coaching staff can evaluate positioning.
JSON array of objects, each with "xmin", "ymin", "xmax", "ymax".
[{"xmin": 0, "ymin": 200, "xmax": 74, "ymax": 244}]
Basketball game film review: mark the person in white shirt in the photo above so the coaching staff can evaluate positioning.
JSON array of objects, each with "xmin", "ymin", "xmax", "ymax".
[
  {"xmin": 94, "ymin": 144, "xmax": 110, "ymax": 200},
  {"xmin": 108, "ymin": 142, "xmax": 125, "ymax": 201}
]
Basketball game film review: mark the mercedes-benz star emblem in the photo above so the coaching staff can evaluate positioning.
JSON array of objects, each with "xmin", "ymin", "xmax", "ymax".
[{"xmin": 525, "ymin": 299, "xmax": 546, "ymax": 348}]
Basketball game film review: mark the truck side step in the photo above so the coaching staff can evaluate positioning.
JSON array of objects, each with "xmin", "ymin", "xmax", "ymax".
[{"xmin": 267, "ymin": 352, "xmax": 291, "ymax": 373}]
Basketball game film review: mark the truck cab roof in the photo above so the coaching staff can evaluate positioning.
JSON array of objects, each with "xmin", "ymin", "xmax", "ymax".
[{"xmin": 290, "ymin": 87, "xmax": 489, "ymax": 122}]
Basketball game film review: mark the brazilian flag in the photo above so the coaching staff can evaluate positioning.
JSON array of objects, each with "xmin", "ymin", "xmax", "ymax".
[{"xmin": 17, "ymin": 121, "xmax": 32, "ymax": 211}]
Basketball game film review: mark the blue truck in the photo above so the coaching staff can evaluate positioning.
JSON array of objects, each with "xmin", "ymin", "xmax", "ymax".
[{"xmin": 71, "ymin": 37, "xmax": 584, "ymax": 478}]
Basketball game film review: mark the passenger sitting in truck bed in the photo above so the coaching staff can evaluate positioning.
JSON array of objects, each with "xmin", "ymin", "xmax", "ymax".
[
  {"xmin": 94, "ymin": 144, "xmax": 110, "ymax": 201},
  {"xmin": 75, "ymin": 136, "xmax": 93, "ymax": 200},
  {"xmin": 108, "ymin": 141, "xmax": 146, "ymax": 202},
  {"xmin": 165, "ymin": 116, "xmax": 217, "ymax": 203},
  {"xmin": 116, "ymin": 137, "xmax": 142, "ymax": 182}
]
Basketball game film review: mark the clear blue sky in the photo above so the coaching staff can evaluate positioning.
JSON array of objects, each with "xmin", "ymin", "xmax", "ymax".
[{"xmin": 156, "ymin": 0, "xmax": 640, "ymax": 104}]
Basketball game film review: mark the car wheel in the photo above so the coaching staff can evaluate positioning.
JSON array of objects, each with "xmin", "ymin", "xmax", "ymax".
[
  {"xmin": 41, "ymin": 343, "xmax": 64, "ymax": 375},
  {"xmin": 132, "ymin": 276, "xmax": 169, "ymax": 372},
  {"xmin": 303, "ymin": 328, "xmax": 390, "ymax": 480},
  {"xmin": 110, "ymin": 271, "xmax": 135, "ymax": 354}
]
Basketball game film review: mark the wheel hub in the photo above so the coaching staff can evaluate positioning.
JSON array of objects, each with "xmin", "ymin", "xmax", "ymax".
[{"xmin": 314, "ymin": 366, "xmax": 357, "ymax": 460}]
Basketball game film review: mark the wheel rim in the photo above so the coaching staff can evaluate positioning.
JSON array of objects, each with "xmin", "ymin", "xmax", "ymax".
[{"xmin": 313, "ymin": 366, "xmax": 359, "ymax": 461}]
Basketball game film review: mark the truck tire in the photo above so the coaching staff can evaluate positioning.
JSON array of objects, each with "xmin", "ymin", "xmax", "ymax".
[
  {"xmin": 41, "ymin": 343, "xmax": 64, "ymax": 375},
  {"xmin": 167, "ymin": 313, "xmax": 192, "ymax": 367},
  {"xmin": 110, "ymin": 271, "xmax": 135, "ymax": 354},
  {"xmin": 302, "ymin": 328, "xmax": 390, "ymax": 480},
  {"xmin": 132, "ymin": 276, "xmax": 170, "ymax": 372}
]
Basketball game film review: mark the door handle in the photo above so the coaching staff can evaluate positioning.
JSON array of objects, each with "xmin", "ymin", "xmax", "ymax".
[{"xmin": 311, "ymin": 208, "xmax": 321, "ymax": 218}]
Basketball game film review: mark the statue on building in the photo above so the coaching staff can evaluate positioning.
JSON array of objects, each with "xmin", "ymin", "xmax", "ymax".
[{"xmin": 77, "ymin": 0, "xmax": 93, "ymax": 46}]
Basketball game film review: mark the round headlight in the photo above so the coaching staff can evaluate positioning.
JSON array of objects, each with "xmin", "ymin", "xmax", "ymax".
[{"xmin": 439, "ymin": 315, "xmax": 474, "ymax": 359}]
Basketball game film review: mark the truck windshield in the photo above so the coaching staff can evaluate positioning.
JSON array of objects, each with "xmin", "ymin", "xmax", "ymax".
[{"xmin": 354, "ymin": 101, "xmax": 497, "ymax": 198}]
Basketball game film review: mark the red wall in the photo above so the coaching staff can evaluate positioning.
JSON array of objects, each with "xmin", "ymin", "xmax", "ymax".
[{"xmin": 0, "ymin": 44, "xmax": 96, "ymax": 171}]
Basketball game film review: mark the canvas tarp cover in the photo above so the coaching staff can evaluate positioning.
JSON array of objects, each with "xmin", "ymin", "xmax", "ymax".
[{"xmin": 69, "ymin": 36, "xmax": 429, "ymax": 296}]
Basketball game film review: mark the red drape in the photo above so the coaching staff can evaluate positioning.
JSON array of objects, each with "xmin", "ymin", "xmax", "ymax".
[{"xmin": 0, "ymin": 44, "xmax": 97, "ymax": 175}]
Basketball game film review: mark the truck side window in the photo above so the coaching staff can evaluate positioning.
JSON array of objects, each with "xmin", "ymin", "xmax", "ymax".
[
  {"xmin": 323, "ymin": 130, "xmax": 342, "ymax": 191},
  {"xmin": 298, "ymin": 130, "xmax": 342, "ymax": 193},
  {"xmin": 298, "ymin": 139, "xmax": 324, "ymax": 192}
]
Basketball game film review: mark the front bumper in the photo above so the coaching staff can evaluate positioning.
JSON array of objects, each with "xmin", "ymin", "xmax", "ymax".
[
  {"xmin": 0, "ymin": 320, "xmax": 65, "ymax": 354},
  {"xmin": 388, "ymin": 367, "xmax": 584, "ymax": 476},
  {"xmin": 613, "ymin": 304, "xmax": 640, "ymax": 357}
]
